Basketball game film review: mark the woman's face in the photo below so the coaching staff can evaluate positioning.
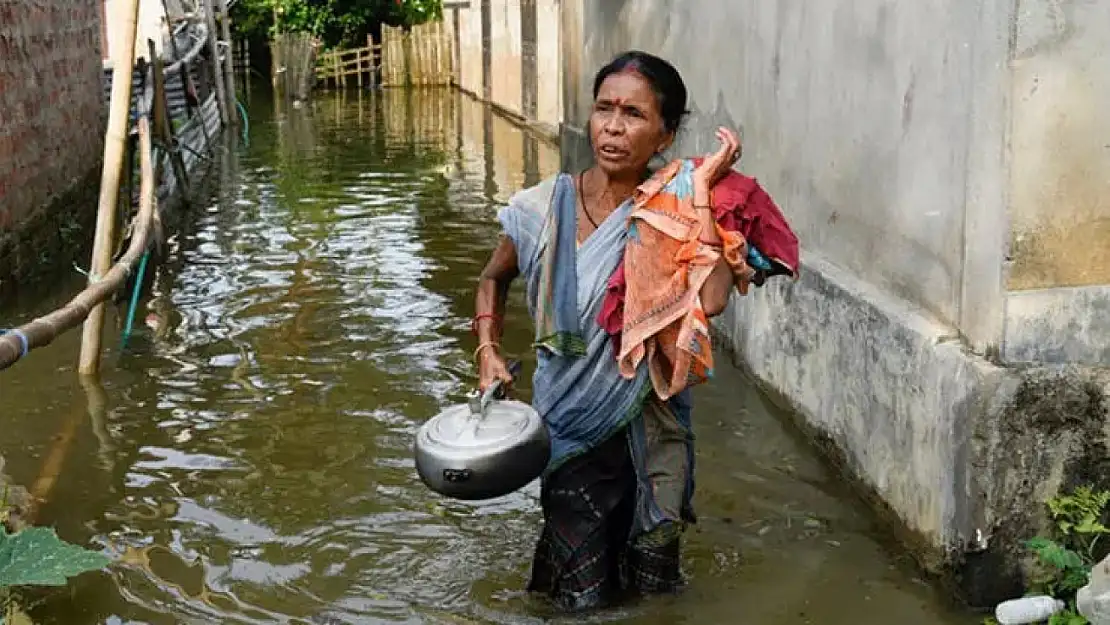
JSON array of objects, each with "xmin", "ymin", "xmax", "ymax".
[{"xmin": 589, "ymin": 70, "xmax": 674, "ymax": 179}]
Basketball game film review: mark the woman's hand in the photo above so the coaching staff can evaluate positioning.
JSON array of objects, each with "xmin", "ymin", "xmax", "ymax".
[
  {"xmin": 694, "ymin": 127, "xmax": 742, "ymax": 188},
  {"xmin": 478, "ymin": 349, "xmax": 514, "ymax": 393}
]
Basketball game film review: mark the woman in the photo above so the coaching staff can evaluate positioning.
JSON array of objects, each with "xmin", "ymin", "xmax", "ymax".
[{"xmin": 471, "ymin": 51, "xmax": 742, "ymax": 611}]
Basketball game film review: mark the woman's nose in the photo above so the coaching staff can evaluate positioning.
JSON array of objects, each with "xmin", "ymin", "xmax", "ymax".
[{"xmin": 603, "ymin": 113, "xmax": 625, "ymax": 135}]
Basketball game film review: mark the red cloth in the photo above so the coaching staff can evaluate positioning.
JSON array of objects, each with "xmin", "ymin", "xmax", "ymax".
[{"xmin": 598, "ymin": 162, "xmax": 799, "ymax": 350}]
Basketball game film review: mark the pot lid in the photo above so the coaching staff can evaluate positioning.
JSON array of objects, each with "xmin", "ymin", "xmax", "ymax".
[{"xmin": 424, "ymin": 400, "xmax": 541, "ymax": 452}]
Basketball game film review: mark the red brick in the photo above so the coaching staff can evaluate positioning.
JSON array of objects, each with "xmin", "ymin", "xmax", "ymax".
[{"xmin": 0, "ymin": 0, "xmax": 103, "ymax": 225}]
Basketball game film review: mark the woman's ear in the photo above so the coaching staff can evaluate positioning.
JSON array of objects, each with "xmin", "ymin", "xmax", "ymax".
[{"xmin": 657, "ymin": 132, "xmax": 676, "ymax": 154}]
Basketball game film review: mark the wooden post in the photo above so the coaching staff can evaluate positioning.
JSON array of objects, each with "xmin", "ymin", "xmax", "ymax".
[
  {"xmin": 205, "ymin": 0, "xmax": 229, "ymax": 125},
  {"xmin": 219, "ymin": 0, "xmax": 238, "ymax": 125},
  {"xmin": 371, "ymin": 42, "xmax": 378, "ymax": 88},
  {"xmin": 356, "ymin": 49, "xmax": 363, "ymax": 89},
  {"xmin": 77, "ymin": 0, "xmax": 142, "ymax": 375},
  {"xmin": 149, "ymin": 38, "xmax": 189, "ymax": 193}
]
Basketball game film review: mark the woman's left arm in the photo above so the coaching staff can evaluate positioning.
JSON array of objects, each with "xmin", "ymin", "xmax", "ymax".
[
  {"xmin": 694, "ymin": 179, "xmax": 734, "ymax": 317},
  {"xmin": 694, "ymin": 127, "xmax": 743, "ymax": 317}
]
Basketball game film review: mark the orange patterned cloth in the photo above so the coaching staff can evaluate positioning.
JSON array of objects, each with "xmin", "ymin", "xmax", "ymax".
[{"xmin": 616, "ymin": 159, "xmax": 754, "ymax": 400}]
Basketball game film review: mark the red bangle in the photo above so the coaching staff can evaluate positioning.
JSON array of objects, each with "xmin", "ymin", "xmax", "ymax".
[{"xmin": 471, "ymin": 313, "xmax": 500, "ymax": 335}]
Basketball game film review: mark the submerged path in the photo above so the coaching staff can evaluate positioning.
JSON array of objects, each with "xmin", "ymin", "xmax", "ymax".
[{"xmin": 0, "ymin": 88, "xmax": 975, "ymax": 624}]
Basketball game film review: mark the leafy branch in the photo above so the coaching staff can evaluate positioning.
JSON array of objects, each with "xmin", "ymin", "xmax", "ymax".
[{"xmin": 232, "ymin": 0, "xmax": 444, "ymax": 49}]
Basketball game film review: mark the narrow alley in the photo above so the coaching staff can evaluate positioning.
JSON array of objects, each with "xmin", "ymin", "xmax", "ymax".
[{"xmin": 0, "ymin": 88, "xmax": 977, "ymax": 624}]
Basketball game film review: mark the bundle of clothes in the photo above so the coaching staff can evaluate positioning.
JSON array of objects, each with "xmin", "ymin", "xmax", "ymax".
[{"xmin": 599, "ymin": 157, "xmax": 800, "ymax": 400}]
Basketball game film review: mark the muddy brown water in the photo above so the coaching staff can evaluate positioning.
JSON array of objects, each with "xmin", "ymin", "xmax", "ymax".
[{"xmin": 0, "ymin": 88, "xmax": 979, "ymax": 624}]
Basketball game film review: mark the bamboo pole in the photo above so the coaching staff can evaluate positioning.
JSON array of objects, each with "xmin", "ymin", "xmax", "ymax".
[
  {"xmin": 5, "ymin": 119, "xmax": 158, "ymax": 372},
  {"xmin": 205, "ymin": 0, "xmax": 229, "ymax": 125},
  {"xmin": 149, "ymin": 38, "xmax": 190, "ymax": 192},
  {"xmin": 218, "ymin": 0, "xmax": 238, "ymax": 126},
  {"xmin": 76, "ymin": 0, "xmax": 142, "ymax": 375}
]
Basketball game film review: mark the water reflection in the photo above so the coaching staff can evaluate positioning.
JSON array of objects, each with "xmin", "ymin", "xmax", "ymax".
[{"xmin": 0, "ymin": 87, "xmax": 973, "ymax": 624}]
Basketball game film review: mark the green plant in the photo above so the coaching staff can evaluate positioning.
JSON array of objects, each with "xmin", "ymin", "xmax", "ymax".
[
  {"xmin": 1014, "ymin": 487, "xmax": 1110, "ymax": 624},
  {"xmin": 0, "ymin": 526, "xmax": 110, "ymax": 587},
  {"xmin": 0, "ymin": 525, "xmax": 111, "ymax": 623}
]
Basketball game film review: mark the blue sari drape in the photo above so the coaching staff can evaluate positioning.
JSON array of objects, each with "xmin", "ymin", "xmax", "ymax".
[{"xmin": 498, "ymin": 174, "xmax": 695, "ymax": 537}]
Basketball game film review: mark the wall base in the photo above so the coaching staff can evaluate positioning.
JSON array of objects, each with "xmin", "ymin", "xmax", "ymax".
[
  {"xmin": 0, "ymin": 166, "xmax": 101, "ymax": 307},
  {"xmin": 1004, "ymin": 285, "xmax": 1110, "ymax": 366},
  {"xmin": 718, "ymin": 252, "xmax": 1110, "ymax": 608}
]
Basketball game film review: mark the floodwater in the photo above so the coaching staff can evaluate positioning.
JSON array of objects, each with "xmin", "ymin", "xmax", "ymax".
[{"xmin": 0, "ymin": 87, "xmax": 978, "ymax": 624}]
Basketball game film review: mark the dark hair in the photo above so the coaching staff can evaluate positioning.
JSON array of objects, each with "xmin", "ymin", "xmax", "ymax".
[{"xmin": 592, "ymin": 51, "xmax": 689, "ymax": 134}]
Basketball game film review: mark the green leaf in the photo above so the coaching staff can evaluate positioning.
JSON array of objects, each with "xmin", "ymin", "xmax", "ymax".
[
  {"xmin": 1025, "ymin": 537, "xmax": 1084, "ymax": 570},
  {"xmin": 0, "ymin": 527, "xmax": 110, "ymax": 588},
  {"xmin": 1061, "ymin": 566, "xmax": 1092, "ymax": 592},
  {"xmin": 1048, "ymin": 610, "xmax": 1089, "ymax": 625},
  {"xmin": 1074, "ymin": 516, "xmax": 1109, "ymax": 535}
]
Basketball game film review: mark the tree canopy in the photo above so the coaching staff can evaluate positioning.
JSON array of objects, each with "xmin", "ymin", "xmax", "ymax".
[{"xmin": 232, "ymin": 0, "xmax": 443, "ymax": 49}]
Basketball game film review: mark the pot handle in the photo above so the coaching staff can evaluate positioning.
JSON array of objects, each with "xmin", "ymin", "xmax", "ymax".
[
  {"xmin": 489, "ymin": 359, "xmax": 522, "ymax": 400},
  {"xmin": 473, "ymin": 359, "xmax": 522, "ymax": 415}
]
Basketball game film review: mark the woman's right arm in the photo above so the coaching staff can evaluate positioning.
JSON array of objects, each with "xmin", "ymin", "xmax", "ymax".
[{"xmin": 474, "ymin": 234, "xmax": 520, "ymax": 390}]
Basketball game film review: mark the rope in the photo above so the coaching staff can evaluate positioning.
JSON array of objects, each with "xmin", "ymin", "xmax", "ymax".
[
  {"xmin": 73, "ymin": 263, "xmax": 101, "ymax": 283},
  {"xmin": 0, "ymin": 329, "xmax": 30, "ymax": 357}
]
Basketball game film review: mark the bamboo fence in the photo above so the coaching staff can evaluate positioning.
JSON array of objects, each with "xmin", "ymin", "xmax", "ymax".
[
  {"xmin": 380, "ymin": 20, "xmax": 454, "ymax": 87},
  {"xmin": 1, "ymin": 118, "xmax": 158, "ymax": 372},
  {"xmin": 316, "ymin": 39, "xmax": 380, "ymax": 89}
]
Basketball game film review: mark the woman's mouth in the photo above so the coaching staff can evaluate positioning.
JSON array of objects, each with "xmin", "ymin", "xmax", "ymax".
[{"xmin": 598, "ymin": 145, "xmax": 627, "ymax": 159}]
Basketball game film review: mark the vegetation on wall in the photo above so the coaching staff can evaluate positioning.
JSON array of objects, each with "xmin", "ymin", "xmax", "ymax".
[
  {"xmin": 983, "ymin": 486, "xmax": 1110, "ymax": 625},
  {"xmin": 231, "ymin": 0, "xmax": 443, "ymax": 49}
]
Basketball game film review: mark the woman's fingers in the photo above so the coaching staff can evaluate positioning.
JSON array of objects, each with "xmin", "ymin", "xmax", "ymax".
[
  {"xmin": 721, "ymin": 127, "xmax": 741, "ymax": 163},
  {"xmin": 696, "ymin": 127, "xmax": 742, "ymax": 185},
  {"xmin": 711, "ymin": 127, "xmax": 740, "ymax": 163}
]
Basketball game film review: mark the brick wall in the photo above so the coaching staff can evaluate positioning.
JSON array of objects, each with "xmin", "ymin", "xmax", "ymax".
[{"xmin": 0, "ymin": 0, "xmax": 105, "ymax": 232}]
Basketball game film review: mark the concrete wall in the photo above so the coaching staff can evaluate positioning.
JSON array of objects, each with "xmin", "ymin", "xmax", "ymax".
[
  {"xmin": 454, "ymin": 3, "xmax": 484, "ymax": 98},
  {"xmin": 489, "ymin": 0, "xmax": 522, "ymax": 117},
  {"xmin": 1008, "ymin": 0, "xmax": 1110, "ymax": 291},
  {"xmin": 1000, "ymin": 0, "xmax": 1110, "ymax": 365},
  {"xmin": 449, "ymin": 0, "xmax": 561, "ymax": 137},
  {"xmin": 563, "ymin": 0, "xmax": 1013, "ymax": 338},
  {"xmin": 0, "ymin": 0, "xmax": 106, "ymax": 290},
  {"xmin": 561, "ymin": 0, "xmax": 1110, "ymax": 607}
]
